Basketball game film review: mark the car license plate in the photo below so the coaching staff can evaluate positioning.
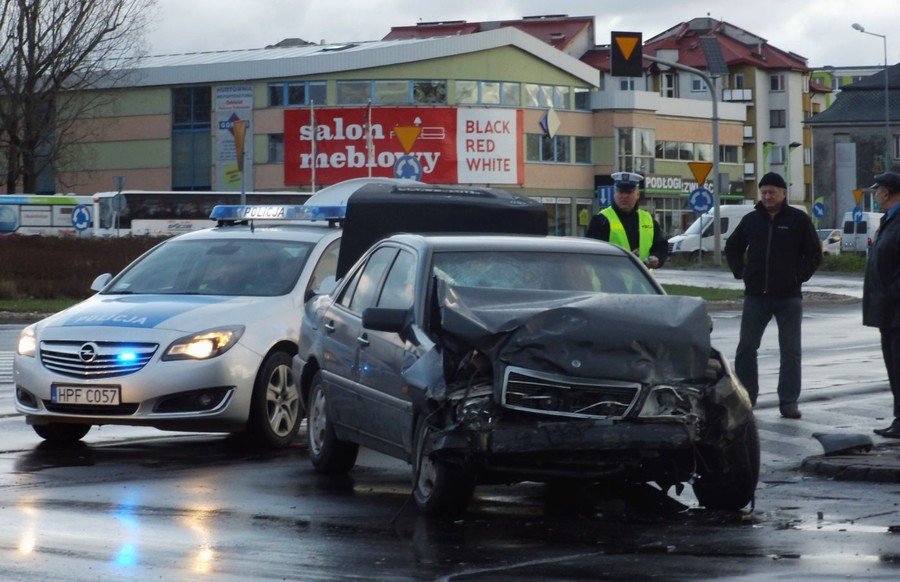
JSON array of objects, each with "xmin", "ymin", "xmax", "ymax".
[{"xmin": 51, "ymin": 384, "xmax": 121, "ymax": 406}]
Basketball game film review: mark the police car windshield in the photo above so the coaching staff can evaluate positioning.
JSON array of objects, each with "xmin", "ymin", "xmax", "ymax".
[
  {"xmin": 432, "ymin": 251, "xmax": 658, "ymax": 295},
  {"xmin": 106, "ymin": 239, "xmax": 314, "ymax": 296}
]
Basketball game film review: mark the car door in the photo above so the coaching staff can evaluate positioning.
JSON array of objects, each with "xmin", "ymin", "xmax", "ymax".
[
  {"xmin": 319, "ymin": 246, "xmax": 397, "ymax": 433},
  {"xmin": 356, "ymin": 247, "xmax": 418, "ymax": 456}
]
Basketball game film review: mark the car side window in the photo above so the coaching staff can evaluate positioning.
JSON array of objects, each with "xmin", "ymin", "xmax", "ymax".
[
  {"xmin": 343, "ymin": 246, "xmax": 398, "ymax": 314},
  {"xmin": 377, "ymin": 250, "xmax": 416, "ymax": 309},
  {"xmin": 307, "ymin": 239, "xmax": 340, "ymax": 296}
]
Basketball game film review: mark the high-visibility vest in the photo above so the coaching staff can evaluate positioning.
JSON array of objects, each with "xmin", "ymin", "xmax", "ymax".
[{"xmin": 599, "ymin": 207, "xmax": 654, "ymax": 260}]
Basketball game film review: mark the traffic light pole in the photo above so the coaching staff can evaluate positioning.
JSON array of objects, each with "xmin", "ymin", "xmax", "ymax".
[{"xmin": 642, "ymin": 55, "xmax": 722, "ymax": 266}]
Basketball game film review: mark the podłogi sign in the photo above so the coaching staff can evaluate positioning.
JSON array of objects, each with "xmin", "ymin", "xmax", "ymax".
[{"xmin": 283, "ymin": 106, "xmax": 523, "ymax": 186}]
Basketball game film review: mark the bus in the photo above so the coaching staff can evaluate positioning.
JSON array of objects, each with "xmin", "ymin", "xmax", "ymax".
[
  {"xmin": 0, "ymin": 194, "xmax": 94, "ymax": 236},
  {"xmin": 92, "ymin": 190, "xmax": 311, "ymax": 237}
]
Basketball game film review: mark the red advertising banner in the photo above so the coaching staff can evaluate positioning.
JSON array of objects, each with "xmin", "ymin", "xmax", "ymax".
[{"xmin": 283, "ymin": 106, "xmax": 523, "ymax": 186}]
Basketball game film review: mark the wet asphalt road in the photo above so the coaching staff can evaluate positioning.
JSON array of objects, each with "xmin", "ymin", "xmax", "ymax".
[{"xmin": 1, "ymin": 300, "xmax": 899, "ymax": 580}]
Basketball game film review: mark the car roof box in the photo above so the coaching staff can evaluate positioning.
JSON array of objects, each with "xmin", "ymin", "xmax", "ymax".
[{"xmin": 337, "ymin": 183, "xmax": 548, "ymax": 277}]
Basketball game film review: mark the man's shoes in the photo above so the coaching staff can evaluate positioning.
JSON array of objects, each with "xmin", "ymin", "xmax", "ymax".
[
  {"xmin": 779, "ymin": 403, "xmax": 802, "ymax": 419},
  {"xmin": 873, "ymin": 418, "xmax": 900, "ymax": 439}
]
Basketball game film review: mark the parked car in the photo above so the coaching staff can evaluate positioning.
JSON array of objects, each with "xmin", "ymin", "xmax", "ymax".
[
  {"xmin": 817, "ymin": 228, "xmax": 842, "ymax": 255},
  {"xmin": 294, "ymin": 187, "xmax": 759, "ymax": 516},
  {"xmin": 14, "ymin": 204, "xmax": 343, "ymax": 447}
]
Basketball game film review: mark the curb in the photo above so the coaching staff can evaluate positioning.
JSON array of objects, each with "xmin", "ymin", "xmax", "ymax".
[{"xmin": 801, "ymin": 442, "xmax": 900, "ymax": 483}]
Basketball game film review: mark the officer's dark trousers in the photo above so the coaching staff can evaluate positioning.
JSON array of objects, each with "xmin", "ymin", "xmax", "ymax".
[
  {"xmin": 881, "ymin": 327, "xmax": 900, "ymax": 418},
  {"xmin": 735, "ymin": 295, "xmax": 802, "ymax": 406}
]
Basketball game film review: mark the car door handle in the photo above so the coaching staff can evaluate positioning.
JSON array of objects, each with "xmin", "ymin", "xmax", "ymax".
[
  {"xmin": 324, "ymin": 320, "xmax": 335, "ymax": 333},
  {"xmin": 356, "ymin": 334, "xmax": 370, "ymax": 347}
]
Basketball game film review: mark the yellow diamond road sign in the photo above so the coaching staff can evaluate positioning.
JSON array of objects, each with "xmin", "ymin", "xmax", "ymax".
[{"xmin": 688, "ymin": 162, "xmax": 713, "ymax": 186}]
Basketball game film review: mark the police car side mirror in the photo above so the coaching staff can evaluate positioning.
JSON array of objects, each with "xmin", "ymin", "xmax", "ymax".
[
  {"xmin": 90, "ymin": 273, "xmax": 112, "ymax": 292},
  {"xmin": 305, "ymin": 276, "xmax": 339, "ymax": 302}
]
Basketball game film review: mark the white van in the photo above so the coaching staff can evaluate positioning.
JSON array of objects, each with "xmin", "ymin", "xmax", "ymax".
[
  {"xmin": 668, "ymin": 204, "xmax": 808, "ymax": 260},
  {"xmin": 840, "ymin": 211, "xmax": 883, "ymax": 253},
  {"xmin": 668, "ymin": 205, "xmax": 754, "ymax": 260}
]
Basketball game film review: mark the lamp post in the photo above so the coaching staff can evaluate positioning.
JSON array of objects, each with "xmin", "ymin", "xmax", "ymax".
[
  {"xmin": 852, "ymin": 23, "xmax": 892, "ymax": 169},
  {"xmin": 784, "ymin": 141, "xmax": 802, "ymax": 199},
  {"xmin": 762, "ymin": 141, "xmax": 775, "ymax": 174}
]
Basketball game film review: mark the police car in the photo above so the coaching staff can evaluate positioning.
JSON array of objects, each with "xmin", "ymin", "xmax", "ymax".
[{"xmin": 13, "ymin": 204, "xmax": 343, "ymax": 448}]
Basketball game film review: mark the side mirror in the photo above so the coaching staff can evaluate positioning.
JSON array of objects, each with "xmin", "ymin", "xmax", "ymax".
[
  {"xmin": 305, "ymin": 276, "xmax": 339, "ymax": 302},
  {"xmin": 362, "ymin": 307, "xmax": 410, "ymax": 334},
  {"xmin": 90, "ymin": 273, "xmax": 112, "ymax": 292}
]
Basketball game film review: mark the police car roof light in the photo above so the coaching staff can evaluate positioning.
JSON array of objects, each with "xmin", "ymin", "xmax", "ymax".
[{"xmin": 209, "ymin": 204, "xmax": 346, "ymax": 223}]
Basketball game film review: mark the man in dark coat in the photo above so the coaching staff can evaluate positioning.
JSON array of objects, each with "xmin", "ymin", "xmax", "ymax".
[
  {"xmin": 725, "ymin": 172, "xmax": 822, "ymax": 418},
  {"xmin": 586, "ymin": 172, "xmax": 668, "ymax": 268},
  {"xmin": 863, "ymin": 171, "xmax": 900, "ymax": 438}
]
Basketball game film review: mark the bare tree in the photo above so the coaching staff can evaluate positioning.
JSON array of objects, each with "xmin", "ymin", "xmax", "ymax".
[{"xmin": 0, "ymin": 0, "xmax": 157, "ymax": 193}]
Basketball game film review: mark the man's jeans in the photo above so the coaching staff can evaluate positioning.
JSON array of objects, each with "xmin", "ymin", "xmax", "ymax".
[{"xmin": 734, "ymin": 295, "xmax": 803, "ymax": 406}]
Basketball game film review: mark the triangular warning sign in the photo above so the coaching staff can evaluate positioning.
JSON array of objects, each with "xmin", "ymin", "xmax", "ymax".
[
  {"xmin": 394, "ymin": 126, "xmax": 421, "ymax": 154},
  {"xmin": 616, "ymin": 36, "xmax": 639, "ymax": 61},
  {"xmin": 688, "ymin": 162, "xmax": 713, "ymax": 185}
]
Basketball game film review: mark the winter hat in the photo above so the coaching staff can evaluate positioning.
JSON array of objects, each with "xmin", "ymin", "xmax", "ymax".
[{"xmin": 758, "ymin": 172, "xmax": 787, "ymax": 189}]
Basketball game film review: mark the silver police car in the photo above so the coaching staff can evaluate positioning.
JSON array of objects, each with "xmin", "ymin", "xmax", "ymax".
[{"xmin": 14, "ymin": 204, "xmax": 342, "ymax": 448}]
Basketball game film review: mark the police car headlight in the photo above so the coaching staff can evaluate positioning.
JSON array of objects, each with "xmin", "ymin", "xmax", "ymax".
[
  {"xmin": 162, "ymin": 326, "xmax": 245, "ymax": 361},
  {"xmin": 17, "ymin": 325, "xmax": 36, "ymax": 357}
]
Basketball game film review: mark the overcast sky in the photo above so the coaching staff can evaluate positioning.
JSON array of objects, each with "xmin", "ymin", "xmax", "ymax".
[{"xmin": 145, "ymin": 0, "xmax": 899, "ymax": 69}]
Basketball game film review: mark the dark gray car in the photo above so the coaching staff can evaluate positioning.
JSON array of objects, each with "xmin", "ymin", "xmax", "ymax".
[{"xmin": 293, "ymin": 234, "xmax": 759, "ymax": 515}]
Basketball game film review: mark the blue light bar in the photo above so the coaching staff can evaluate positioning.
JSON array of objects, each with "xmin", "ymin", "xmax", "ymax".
[{"xmin": 209, "ymin": 205, "xmax": 346, "ymax": 222}]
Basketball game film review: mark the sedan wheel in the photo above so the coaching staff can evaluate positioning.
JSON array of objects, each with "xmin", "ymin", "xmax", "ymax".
[
  {"xmin": 307, "ymin": 372, "xmax": 358, "ymax": 474},
  {"xmin": 248, "ymin": 352, "xmax": 301, "ymax": 448},
  {"xmin": 412, "ymin": 417, "xmax": 475, "ymax": 516}
]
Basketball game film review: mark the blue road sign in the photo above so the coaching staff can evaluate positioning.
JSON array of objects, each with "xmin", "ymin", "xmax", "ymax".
[
  {"xmin": 596, "ymin": 185, "xmax": 613, "ymax": 206},
  {"xmin": 393, "ymin": 155, "xmax": 423, "ymax": 180},
  {"xmin": 688, "ymin": 187, "xmax": 713, "ymax": 213},
  {"xmin": 852, "ymin": 205, "xmax": 863, "ymax": 223},
  {"xmin": 71, "ymin": 204, "xmax": 92, "ymax": 232},
  {"xmin": 812, "ymin": 201, "xmax": 825, "ymax": 218}
]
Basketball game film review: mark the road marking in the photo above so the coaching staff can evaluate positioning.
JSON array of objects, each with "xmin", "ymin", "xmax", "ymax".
[{"xmin": 0, "ymin": 351, "xmax": 12, "ymax": 385}]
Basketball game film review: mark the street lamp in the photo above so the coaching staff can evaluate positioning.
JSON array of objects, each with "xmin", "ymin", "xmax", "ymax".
[
  {"xmin": 852, "ymin": 23, "xmax": 892, "ymax": 169},
  {"xmin": 784, "ymin": 141, "xmax": 802, "ymax": 199},
  {"xmin": 762, "ymin": 141, "xmax": 775, "ymax": 174}
]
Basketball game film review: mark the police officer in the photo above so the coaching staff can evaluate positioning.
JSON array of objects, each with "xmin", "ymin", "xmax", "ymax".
[{"xmin": 586, "ymin": 171, "xmax": 669, "ymax": 268}]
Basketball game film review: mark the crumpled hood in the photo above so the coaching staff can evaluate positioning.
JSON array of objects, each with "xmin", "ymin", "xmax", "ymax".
[
  {"xmin": 438, "ymin": 282, "xmax": 711, "ymax": 384},
  {"xmin": 39, "ymin": 294, "xmax": 261, "ymax": 333}
]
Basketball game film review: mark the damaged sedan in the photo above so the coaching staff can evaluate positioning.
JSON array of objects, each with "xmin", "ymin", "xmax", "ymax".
[{"xmin": 294, "ymin": 233, "xmax": 759, "ymax": 516}]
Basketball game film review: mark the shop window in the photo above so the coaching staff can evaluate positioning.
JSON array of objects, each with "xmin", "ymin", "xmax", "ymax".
[
  {"xmin": 171, "ymin": 86, "xmax": 212, "ymax": 191},
  {"xmin": 413, "ymin": 80, "xmax": 447, "ymax": 104}
]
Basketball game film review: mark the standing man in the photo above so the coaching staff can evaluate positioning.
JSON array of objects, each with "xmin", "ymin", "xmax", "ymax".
[
  {"xmin": 725, "ymin": 172, "xmax": 821, "ymax": 418},
  {"xmin": 863, "ymin": 171, "xmax": 900, "ymax": 439},
  {"xmin": 586, "ymin": 171, "xmax": 668, "ymax": 268}
]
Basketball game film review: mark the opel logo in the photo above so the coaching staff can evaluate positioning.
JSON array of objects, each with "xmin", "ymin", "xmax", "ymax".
[
  {"xmin": 79, "ymin": 343, "xmax": 98, "ymax": 363},
  {"xmin": 571, "ymin": 359, "xmax": 582, "ymax": 369}
]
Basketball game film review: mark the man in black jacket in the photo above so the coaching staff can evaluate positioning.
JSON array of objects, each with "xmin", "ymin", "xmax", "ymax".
[
  {"xmin": 863, "ymin": 171, "xmax": 900, "ymax": 439},
  {"xmin": 725, "ymin": 172, "xmax": 822, "ymax": 418}
]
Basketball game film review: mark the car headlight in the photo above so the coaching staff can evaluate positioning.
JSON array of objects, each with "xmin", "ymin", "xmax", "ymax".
[
  {"xmin": 17, "ymin": 325, "xmax": 36, "ymax": 357},
  {"xmin": 638, "ymin": 384, "xmax": 702, "ymax": 418},
  {"xmin": 162, "ymin": 326, "xmax": 245, "ymax": 361},
  {"xmin": 674, "ymin": 240, "xmax": 682, "ymax": 251}
]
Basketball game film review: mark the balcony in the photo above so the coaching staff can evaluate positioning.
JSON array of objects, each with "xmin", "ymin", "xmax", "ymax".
[
  {"xmin": 743, "ymin": 126, "xmax": 754, "ymax": 141},
  {"xmin": 743, "ymin": 162, "xmax": 755, "ymax": 178},
  {"xmin": 723, "ymin": 89, "xmax": 753, "ymax": 102}
]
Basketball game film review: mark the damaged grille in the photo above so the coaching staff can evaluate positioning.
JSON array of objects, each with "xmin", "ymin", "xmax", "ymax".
[
  {"xmin": 502, "ymin": 366, "xmax": 640, "ymax": 419},
  {"xmin": 40, "ymin": 341, "xmax": 158, "ymax": 379}
]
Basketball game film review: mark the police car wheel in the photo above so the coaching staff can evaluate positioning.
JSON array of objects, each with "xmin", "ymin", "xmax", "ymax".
[
  {"xmin": 307, "ymin": 372, "xmax": 358, "ymax": 474},
  {"xmin": 247, "ymin": 351, "xmax": 302, "ymax": 448},
  {"xmin": 33, "ymin": 423, "xmax": 91, "ymax": 444}
]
